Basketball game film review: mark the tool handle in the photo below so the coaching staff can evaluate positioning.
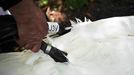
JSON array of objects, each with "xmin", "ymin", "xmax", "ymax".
[{"xmin": 40, "ymin": 41, "xmax": 68, "ymax": 62}]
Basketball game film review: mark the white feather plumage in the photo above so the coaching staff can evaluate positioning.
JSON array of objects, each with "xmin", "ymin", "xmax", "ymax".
[{"xmin": 0, "ymin": 16, "xmax": 134, "ymax": 75}]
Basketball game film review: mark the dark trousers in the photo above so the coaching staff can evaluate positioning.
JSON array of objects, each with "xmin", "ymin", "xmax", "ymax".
[{"xmin": 0, "ymin": 15, "xmax": 18, "ymax": 53}]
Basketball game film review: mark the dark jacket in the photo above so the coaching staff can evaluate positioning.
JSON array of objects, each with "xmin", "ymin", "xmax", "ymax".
[
  {"xmin": 0, "ymin": 0, "xmax": 21, "ymax": 10},
  {"xmin": 0, "ymin": 0, "xmax": 21, "ymax": 53}
]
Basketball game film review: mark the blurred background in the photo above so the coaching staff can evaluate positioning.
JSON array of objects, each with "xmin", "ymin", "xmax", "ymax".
[{"xmin": 35, "ymin": 0, "xmax": 134, "ymax": 22}]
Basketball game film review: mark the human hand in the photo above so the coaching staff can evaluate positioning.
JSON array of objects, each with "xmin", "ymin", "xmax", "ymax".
[
  {"xmin": 9, "ymin": 0, "xmax": 48, "ymax": 52},
  {"xmin": 46, "ymin": 7, "xmax": 66, "ymax": 22},
  {"xmin": 17, "ymin": 18, "xmax": 48, "ymax": 52}
]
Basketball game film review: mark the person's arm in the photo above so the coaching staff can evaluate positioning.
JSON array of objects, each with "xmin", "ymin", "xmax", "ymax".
[{"xmin": 9, "ymin": 0, "xmax": 48, "ymax": 52}]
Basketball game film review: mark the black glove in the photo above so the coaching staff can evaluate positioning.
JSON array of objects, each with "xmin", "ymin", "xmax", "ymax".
[{"xmin": 40, "ymin": 41, "xmax": 68, "ymax": 62}]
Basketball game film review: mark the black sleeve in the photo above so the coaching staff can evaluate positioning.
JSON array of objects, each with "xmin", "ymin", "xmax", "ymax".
[{"xmin": 0, "ymin": 0, "xmax": 22, "ymax": 10}]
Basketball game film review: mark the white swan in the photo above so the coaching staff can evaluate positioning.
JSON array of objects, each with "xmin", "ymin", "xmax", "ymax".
[{"xmin": 0, "ymin": 16, "xmax": 134, "ymax": 75}]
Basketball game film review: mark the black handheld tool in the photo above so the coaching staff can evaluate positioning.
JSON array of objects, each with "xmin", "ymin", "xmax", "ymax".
[{"xmin": 40, "ymin": 41, "xmax": 68, "ymax": 62}]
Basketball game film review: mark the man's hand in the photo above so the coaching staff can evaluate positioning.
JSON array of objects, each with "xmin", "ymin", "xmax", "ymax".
[{"xmin": 9, "ymin": 0, "xmax": 48, "ymax": 52}]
